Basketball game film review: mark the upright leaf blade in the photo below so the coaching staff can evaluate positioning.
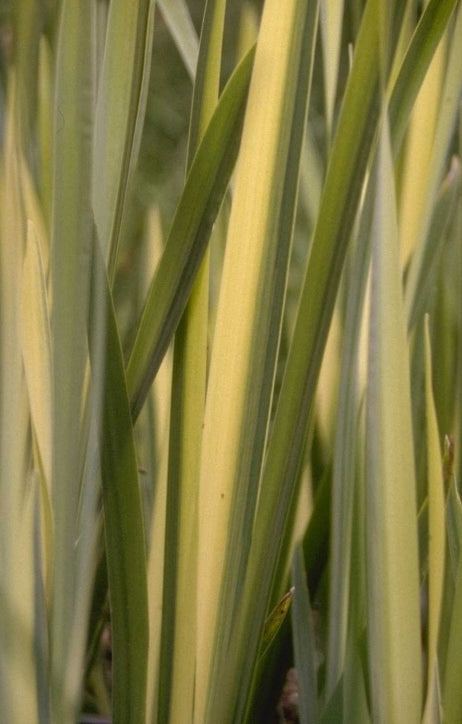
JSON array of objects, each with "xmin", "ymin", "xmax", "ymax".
[
  {"xmin": 0, "ymin": 72, "xmax": 38, "ymax": 724},
  {"xmin": 89, "ymin": 249, "xmax": 149, "ymax": 724},
  {"xmin": 50, "ymin": 3, "xmax": 96, "ymax": 719},
  {"xmin": 326, "ymin": 181, "xmax": 374, "ymax": 696},
  {"xmin": 21, "ymin": 220, "xmax": 52, "ymax": 488},
  {"xmin": 92, "ymin": 0, "xmax": 156, "ymax": 280},
  {"xmin": 423, "ymin": 316, "xmax": 446, "ymax": 712},
  {"xmin": 157, "ymin": 1, "xmax": 226, "ymax": 720},
  {"xmin": 225, "ymin": 3, "xmax": 383, "ymax": 718},
  {"xmin": 197, "ymin": 0, "xmax": 320, "ymax": 720},
  {"xmin": 225, "ymin": 3, "xmax": 456, "ymax": 719},
  {"xmin": 320, "ymin": 0, "xmax": 344, "ymax": 138},
  {"xmin": 365, "ymin": 114, "xmax": 421, "ymax": 724},
  {"xmin": 291, "ymin": 546, "xmax": 318, "ymax": 724}
]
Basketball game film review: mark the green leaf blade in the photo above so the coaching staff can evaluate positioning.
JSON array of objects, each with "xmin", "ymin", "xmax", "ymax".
[
  {"xmin": 92, "ymin": 0, "xmax": 156, "ymax": 280},
  {"xmin": 365, "ymin": 115, "xmax": 422, "ymax": 724},
  {"xmin": 126, "ymin": 45, "xmax": 255, "ymax": 420},
  {"xmin": 91, "ymin": 254, "xmax": 149, "ymax": 724},
  {"xmin": 291, "ymin": 547, "xmax": 318, "ymax": 724}
]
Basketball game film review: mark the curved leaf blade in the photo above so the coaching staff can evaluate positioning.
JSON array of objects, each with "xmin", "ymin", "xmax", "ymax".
[{"xmin": 126, "ymin": 45, "xmax": 255, "ymax": 420}]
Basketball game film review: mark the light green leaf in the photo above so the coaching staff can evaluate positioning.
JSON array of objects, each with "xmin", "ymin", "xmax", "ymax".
[
  {"xmin": 388, "ymin": 0, "xmax": 459, "ymax": 156},
  {"xmin": 156, "ymin": 2, "xmax": 226, "ymax": 720},
  {"xmin": 21, "ymin": 220, "xmax": 52, "ymax": 488},
  {"xmin": 228, "ymin": 1, "xmax": 456, "ymax": 718},
  {"xmin": 227, "ymin": 2, "xmax": 382, "ymax": 719},
  {"xmin": 0, "ymin": 71, "xmax": 38, "ymax": 724},
  {"xmin": 195, "ymin": 1, "xmax": 320, "ymax": 720},
  {"xmin": 326, "ymin": 175, "xmax": 374, "ymax": 697},
  {"xmin": 365, "ymin": 114, "xmax": 421, "ymax": 724},
  {"xmin": 92, "ymin": 0, "xmax": 156, "ymax": 280},
  {"xmin": 406, "ymin": 159, "xmax": 461, "ymax": 329},
  {"xmin": 423, "ymin": 316, "xmax": 446, "ymax": 705},
  {"xmin": 404, "ymin": 4, "xmax": 462, "ymax": 327},
  {"xmin": 49, "ymin": 3, "xmax": 96, "ymax": 719},
  {"xmin": 126, "ymin": 45, "xmax": 255, "ymax": 420},
  {"xmin": 20, "ymin": 220, "xmax": 54, "ymax": 603},
  {"xmin": 291, "ymin": 547, "xmax": 318, "ymax": 724},
  {"xmin": 320, "ymin": 0, "xmax": 344, "ymax": 137}
]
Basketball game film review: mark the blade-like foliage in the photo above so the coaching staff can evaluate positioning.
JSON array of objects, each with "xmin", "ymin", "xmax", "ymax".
[
  {"xmin": 126, "ymin": 45, "xmax": 255, "ymax": 420},
  {"xmin": 365, "ymin": 113, "xmax": 421, "ymax": 724},
  {"xmin": 0, "ymin": 1, "xmax": 460, "ymax": 722}
]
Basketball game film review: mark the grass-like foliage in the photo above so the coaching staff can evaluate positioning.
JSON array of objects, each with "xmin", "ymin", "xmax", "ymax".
[{"xmin": 0, "ymin": 1, "xmax": 461, "ymax": 722}]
